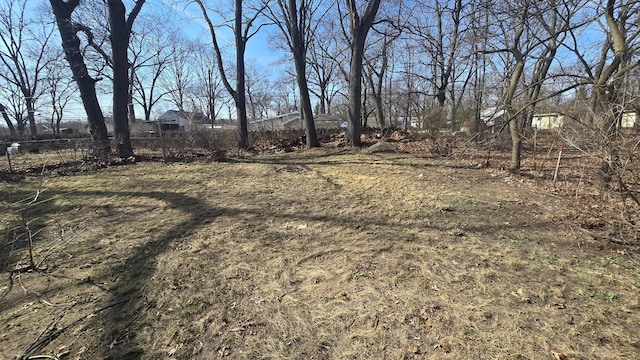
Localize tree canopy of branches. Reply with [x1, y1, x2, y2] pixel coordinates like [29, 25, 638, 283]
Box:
[0, 0, 54, 136]
[192, 0, 267, 149]
[263, 0, 326, 148]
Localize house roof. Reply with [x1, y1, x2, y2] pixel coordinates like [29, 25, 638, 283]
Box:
[480, 107, 506, 123]
[159, 110, 210, 123]
[250, 112, 299, 124]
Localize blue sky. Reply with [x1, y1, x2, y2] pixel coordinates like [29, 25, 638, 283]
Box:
[61, 0, 283, 120]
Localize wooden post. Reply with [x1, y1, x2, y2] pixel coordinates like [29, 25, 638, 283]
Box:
[6, 151, 12, 173]
[157, 120, 167, 163]
[553, 145, 563, 188]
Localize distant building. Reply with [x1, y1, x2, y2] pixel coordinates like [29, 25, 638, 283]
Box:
[532, 113, 564, 130]
[249, 112, 301, 131]
[249, 112, 344, 131]
[394, 116, 420, 128]
[312, 114, 344, 129]
[480, 107, 507, 127]
[621, 112, 637, 128]
[157, 110, 210, 130]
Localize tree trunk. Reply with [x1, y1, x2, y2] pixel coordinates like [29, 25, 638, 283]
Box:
[347, 37, 365, 146]
[128, 69, 136, 124]
[319, 87, 327, 114]
[108, 0, 135, 158]
[26, 98, 37, 136]
[345, 0, 381, 146]
[0, 103, 16, 136]
[295, 58, 320, 147]
[49, 0, 110, 157]
[235, 0, 249, 149]
[287, 0, 319, 148]
[509, 116, 522, 172]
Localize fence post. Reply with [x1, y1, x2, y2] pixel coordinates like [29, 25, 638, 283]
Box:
[553, 145, 564, 188]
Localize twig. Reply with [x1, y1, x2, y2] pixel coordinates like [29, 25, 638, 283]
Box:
[553, 145, 564, 188]
[1, 270, 15, 301]
[36, 223, 86, 269]
[19, 295, 143, 359]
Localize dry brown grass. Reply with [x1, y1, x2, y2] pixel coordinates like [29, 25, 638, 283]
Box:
[1, 147, 640, 359]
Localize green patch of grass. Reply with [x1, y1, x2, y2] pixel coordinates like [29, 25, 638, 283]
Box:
[575, 289, 595, 298]
[625, 318, 640, 326]
[605, 292, 618, 302]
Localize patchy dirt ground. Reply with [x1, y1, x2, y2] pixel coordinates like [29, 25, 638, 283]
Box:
[1, 143, 640, 359]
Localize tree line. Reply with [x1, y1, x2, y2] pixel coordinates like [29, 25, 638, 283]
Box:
[0, 0, 638, 170]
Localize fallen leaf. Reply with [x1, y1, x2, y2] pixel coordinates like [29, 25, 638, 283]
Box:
[423, 323, 432, 332]
[551, 349, 568, 360]
[74, 346, 87, 360]
[433, 342, 451, 353]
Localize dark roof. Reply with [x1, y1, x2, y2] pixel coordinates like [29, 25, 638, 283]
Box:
[161, 110, 210, 123]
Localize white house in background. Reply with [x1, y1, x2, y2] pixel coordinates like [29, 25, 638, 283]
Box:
[394, 116, 420, 128]
[480, 107, 507, 127]
[532, 113, 565, 130]
[621, 112, 638, 128]
[249, 112, 299, 131]
[313, 114, 344, 129]
[249, 112, 345, 131]
[157, 110, 210, 130]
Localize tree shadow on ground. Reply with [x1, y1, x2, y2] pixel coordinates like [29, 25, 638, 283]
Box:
[3, 188, 223, 359]
[4, 166, 562, 359]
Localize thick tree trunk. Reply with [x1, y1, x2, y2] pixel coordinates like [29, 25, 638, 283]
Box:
[319, 87, 327, 114]
[108, 0, 134, 158]
[287, 0, 319, 148]
[26, 99, 37, 136]
[49, 0, 110, 157]
[235, 0, 249, 149]
[347, 37, 365, 146]
[345, 0, 381, 146]
[235, 52, 248, 149]
[509, 117, 522, 172]
[0, 103, 16, 136]
[295, 58, 320, 147]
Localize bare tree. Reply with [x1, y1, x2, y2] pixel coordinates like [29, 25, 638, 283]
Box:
[364, 23, 401, 129]
[270, 72, 299, 115]
[0, 0, 54, 136]
[478, 0, 588, 171]
[45, 54, 75, 136]
[130, 20, 177, 121]
[589, 0, 639, 132]
[107, 0, 145, 158]
[161, 39, 196, 113]
[245, 62, 273, 121]
[192, 0, 267, 149]
[307, 19, 344, 115]
[342, 0, 381, 146]
[564, 0, 640, 185]
[0, 102, 17, 135]
[49, 0, 110, 156]
[263, 0, 326, 147]
[189, 47, 228, 123]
